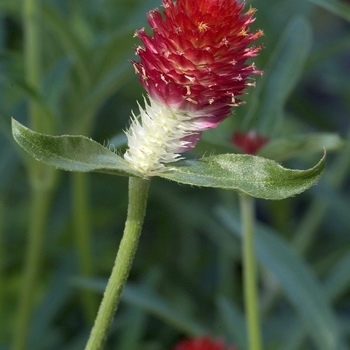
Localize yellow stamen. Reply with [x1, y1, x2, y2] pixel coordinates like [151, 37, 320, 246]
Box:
[238, 29, 247, 36]
[246, 6, 256, 15]
[198, 22, 209, 32]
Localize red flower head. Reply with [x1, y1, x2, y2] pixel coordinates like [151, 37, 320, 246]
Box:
[174, 336, 236, 350]
[125, 0, 263, 175]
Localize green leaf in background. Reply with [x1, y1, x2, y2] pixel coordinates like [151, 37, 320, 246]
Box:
[160, 152, 325, 200]
[323, 251, 350, 302]
[307, 0, 350, 22]
[42, 2, 91, 87]
[245, 17, 312, 134]
[196, 131, 341, 162]
[259, 133, 344, 161]
[216, 297, 247, 350]
[217, 208, 347, 350]
[122, 284, 208, 337]
[11, 119, 141, 177]
[72, 277, 208, 337]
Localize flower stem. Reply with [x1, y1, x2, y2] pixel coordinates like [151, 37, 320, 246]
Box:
[84, 176, 150, 350]
[239, 193, 262, 350]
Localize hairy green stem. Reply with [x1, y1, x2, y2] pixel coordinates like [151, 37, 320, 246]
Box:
[84, 177, 150, 350]
[240, 193, 262, 350]
[72, 172, 98, 323]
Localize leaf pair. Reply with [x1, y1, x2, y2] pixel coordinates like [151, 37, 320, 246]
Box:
[12, 119, 325, 200]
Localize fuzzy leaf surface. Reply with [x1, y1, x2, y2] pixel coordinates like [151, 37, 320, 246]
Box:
[160, 153, 326, 200]
[12, 119, 142, 177]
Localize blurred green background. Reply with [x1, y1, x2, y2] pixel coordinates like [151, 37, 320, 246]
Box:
[1, 0, 350, 349]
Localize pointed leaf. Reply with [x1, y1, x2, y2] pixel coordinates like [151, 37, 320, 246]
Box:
[159, 153, 325, 200]
[12, 119, 142, 177]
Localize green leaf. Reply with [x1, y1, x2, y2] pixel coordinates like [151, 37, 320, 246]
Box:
[323, 251, 350, 302]
[28, 256, 74, 349]
[42, 3, 91, 87]
[92, 27, 135, 84]
[217, 208, 347, 350]
[216, 297, 247, 350]
[11, 120, 326, 197]
[72, 277, 208, 336]
[259, 133, 344, 161]
[122, 283, 208, 336]
[0, 141, 20, 195]
[244, 17, 312, 134]
[0, 14, 4, 50]
[261, 16, 312, 133]
[196, 132, 342, 162]
[79, 60, 133, 121]
[307, 0, 350, 22]
[11, 119, 141, 177]
[159, 153, 326, 200]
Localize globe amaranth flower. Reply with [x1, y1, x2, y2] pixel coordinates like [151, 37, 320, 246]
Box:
[174, 336, 236, 350]
[124, 0, 263, 176]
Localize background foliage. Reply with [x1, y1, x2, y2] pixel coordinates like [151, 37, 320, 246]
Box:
[1, 0, 350, 349]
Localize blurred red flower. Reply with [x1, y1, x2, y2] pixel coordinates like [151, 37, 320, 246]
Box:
[174, 336, 236, 350]
[232, 130, 269, 154]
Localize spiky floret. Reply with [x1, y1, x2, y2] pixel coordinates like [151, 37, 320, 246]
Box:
[124, 97, 202, 176]
[125, 0, 263, 175]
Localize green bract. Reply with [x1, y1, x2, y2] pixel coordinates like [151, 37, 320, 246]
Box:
[12, 119, 325, 200]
